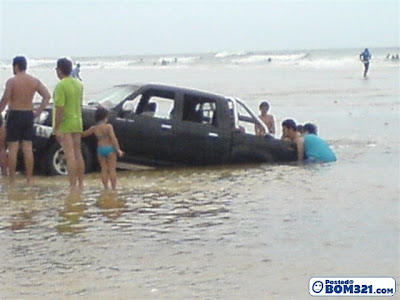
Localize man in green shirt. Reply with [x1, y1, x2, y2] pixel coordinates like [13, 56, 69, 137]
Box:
[53, 58, 84, 189]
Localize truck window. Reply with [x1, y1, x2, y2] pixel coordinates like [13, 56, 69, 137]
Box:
[146, 96, 174, 119]
[121, 94, 141, 117]
[236, 102, 255, 135]
[122, 91, 175, 120]
[182, 95, 217, 127]
[227, 99, 258, 135]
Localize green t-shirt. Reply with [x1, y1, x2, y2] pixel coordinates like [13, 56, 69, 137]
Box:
[53, 77, 83, 133]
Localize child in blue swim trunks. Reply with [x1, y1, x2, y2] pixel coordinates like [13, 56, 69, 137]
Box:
[82, 107, 123, 189]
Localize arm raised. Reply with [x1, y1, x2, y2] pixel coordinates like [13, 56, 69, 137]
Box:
[82, 126, 95, 137]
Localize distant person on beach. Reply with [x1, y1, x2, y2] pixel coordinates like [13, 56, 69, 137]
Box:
[71, 63, 82, 81]
[82, 106, 124, 190]
[359, 48, 371, 78]
[297, 123, 336, 163]
[0, 114, 7, 176]
[53, 58, 85, 189]
[0, 56, 51, 185]
[281, 119, 300, 142]
[255, 101, 275, 136]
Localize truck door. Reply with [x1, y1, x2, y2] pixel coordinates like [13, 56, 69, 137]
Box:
[173, 94, 231, 164]
[112, 90, 176, 165]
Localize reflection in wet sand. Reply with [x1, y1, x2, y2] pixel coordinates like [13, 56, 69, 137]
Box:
[95, 190, 125, 220]
[56, 190, 87, 234]
[10, 208, 35, 231]
[7, 188, 38, 231]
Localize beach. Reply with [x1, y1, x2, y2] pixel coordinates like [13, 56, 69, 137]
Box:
[0, 48, 399, 299]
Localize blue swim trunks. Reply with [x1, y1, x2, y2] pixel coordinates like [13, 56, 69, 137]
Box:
[97, 146, 115, 158]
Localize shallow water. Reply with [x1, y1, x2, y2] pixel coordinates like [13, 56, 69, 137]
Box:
[0, 157, 398, 299]
[0, 54, 399, 299]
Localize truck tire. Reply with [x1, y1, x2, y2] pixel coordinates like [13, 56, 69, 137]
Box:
[43, 142, 93, 176]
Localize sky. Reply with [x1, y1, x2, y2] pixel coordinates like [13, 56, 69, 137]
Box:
[0, 0, 399, 59]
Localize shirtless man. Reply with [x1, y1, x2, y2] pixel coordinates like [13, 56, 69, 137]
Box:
[0, 56, 51, 185]
[281, 119, 300, 142]
[255, 101, 275, 136]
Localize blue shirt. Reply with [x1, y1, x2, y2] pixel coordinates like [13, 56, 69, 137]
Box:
[361, 50, 371, 62]
[303, 134, 337, 163]
[71, 66, 80, 78]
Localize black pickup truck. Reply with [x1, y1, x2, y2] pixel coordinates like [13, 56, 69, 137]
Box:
[33, 83, 297, 175]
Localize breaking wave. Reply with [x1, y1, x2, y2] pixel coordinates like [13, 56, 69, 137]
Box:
[1, 48, 398, 70]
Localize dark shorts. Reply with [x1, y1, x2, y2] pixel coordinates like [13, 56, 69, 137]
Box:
[6, 110, 34, 142]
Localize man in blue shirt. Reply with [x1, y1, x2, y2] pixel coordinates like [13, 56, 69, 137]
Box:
[359, 48, 372, 78]
[297, 123, 337, 163]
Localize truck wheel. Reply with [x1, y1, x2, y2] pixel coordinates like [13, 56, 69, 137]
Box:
[43, 142, 93, 176]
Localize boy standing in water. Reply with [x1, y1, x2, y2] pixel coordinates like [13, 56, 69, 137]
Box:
[82, 107, 123, 190]
[255, 101, 275, 136]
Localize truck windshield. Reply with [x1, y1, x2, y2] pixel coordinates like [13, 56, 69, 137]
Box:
[88, 86, 138, 109]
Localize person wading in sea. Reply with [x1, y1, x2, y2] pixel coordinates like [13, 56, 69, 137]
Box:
[359, 48, 372, 78]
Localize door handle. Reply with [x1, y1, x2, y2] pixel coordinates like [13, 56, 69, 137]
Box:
[161, 124, 172, 130]
[208, 132, 218, 138]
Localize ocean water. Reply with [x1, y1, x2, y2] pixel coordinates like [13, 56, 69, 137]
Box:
[0, 48, 399, 299]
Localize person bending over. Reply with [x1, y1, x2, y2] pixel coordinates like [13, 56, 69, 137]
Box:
[297, 123, 336, 163]
[281, 119, 300, 142]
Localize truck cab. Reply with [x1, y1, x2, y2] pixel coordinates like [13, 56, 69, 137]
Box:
[33, 83, 297, 175]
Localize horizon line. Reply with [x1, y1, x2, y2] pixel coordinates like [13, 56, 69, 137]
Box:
[1, 45, 399, 61]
